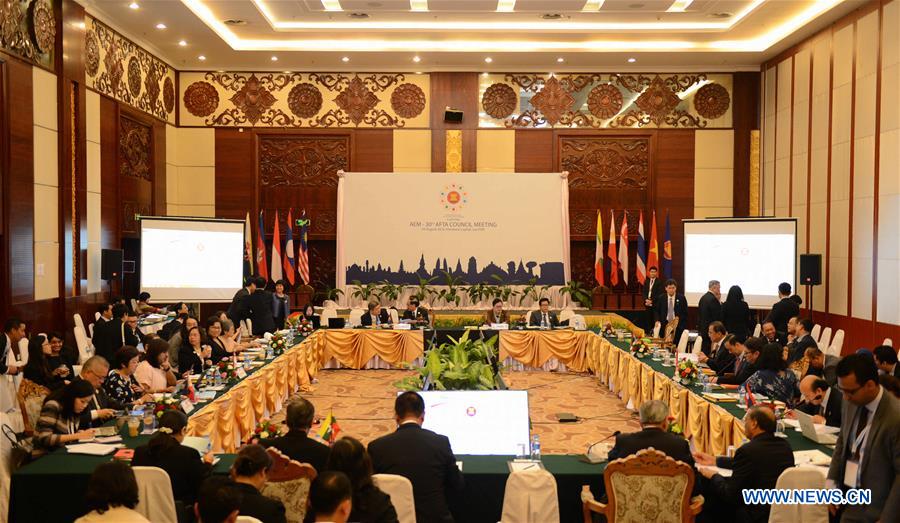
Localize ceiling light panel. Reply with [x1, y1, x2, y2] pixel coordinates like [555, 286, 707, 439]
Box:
[582, 0, 605, 10]
[410, 0, 428, 11]
[320, 0, 343, 11]
[666, 0, 695, 12]
[514, 0, 591, 11]
[496, 0, 516, 12]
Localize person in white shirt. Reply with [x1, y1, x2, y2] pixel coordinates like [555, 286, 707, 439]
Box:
[1, 318, 26, 375]
[75, 461, 150, 523]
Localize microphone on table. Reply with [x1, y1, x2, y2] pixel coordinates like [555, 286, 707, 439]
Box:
[581, 430, 620, 464]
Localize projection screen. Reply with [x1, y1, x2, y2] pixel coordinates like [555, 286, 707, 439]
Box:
[683, 218, 797, 309]
[140, 217, 244, 302]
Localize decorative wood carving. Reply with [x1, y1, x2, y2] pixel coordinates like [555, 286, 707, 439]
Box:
[334, 76, 380, 125]
[85, 30, 99, 77]
[312, 209, 336, 234]
[184, 81, 219, 117]
[560, 137, 650, 190]
[694, 82, 730, 120]
[390, 83, 426, 119]
[570, 210, 595, 235]
[122, 201, 150, 234]
[119, 116, 152, 181]
[29, 0, 54, 54]
[587, 84, 623, 120]
[308, 240, 336, 289]
[230, 74, 277, 125]
[528, 76, 574, 125]
[0, 0, 53, 67]
[570, 241, 597, 289]
[258, 135, 349, 188]
[633, 76, 679, 126]
[103, 38, 125, 94]
[482, 83, 517, 119]
[163, 77, 175, 114]
[288, 83, 322, 118]
[127, 56, 142, 97]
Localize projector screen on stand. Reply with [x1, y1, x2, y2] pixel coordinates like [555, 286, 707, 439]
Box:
[140, 217, 245, 302]
[683, 218, 797, 309]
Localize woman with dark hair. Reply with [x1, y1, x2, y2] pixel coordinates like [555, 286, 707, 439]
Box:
[134, 338, 177, 393]
[230, 444, 287, 523]
[104, 346, 148, 406]
[132, 410, 213, 512]
[326, 436, 399, 523]
[34, 379, 96, 449]
[743, 342, 800, 405]
[179, 325, 212, 375]
[75, 461, 149, 522]
[23, 334, 67, 390]
[47, 330, 78, 370]
[272, 279, 291, 330]
[136, 292, 160, 314]
[207, 316, 244, 362]
[721, 285, 754, 340]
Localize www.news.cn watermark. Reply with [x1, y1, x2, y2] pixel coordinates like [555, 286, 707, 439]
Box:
[743, 489, 872, 505]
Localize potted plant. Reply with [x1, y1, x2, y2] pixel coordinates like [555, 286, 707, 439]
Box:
[313, 285, 344, 305]
[378, 281, 405, 307]
[560, 280, 592, 308]
[518, 277, 551, 307]
[489, 275, 519, 306]
[411, 276, 438, 306]
[465, 283, 491, 309]
[395, 331, 500, 391]
[350, 280, 381, 305]
[436, 270, 466, 308]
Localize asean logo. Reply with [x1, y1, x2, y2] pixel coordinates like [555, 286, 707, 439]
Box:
[440, 184, 468, 212]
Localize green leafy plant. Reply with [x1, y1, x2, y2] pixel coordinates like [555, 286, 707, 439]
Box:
[350, 281, 381, 303]
[313, 285, 344, 305]
[395, 331, 500, 391]
[518, 278, 552, 306]
[432, 316, 483, 328]
[489, 275, 520, 305]
[436, 270, 466, 308]
[465, 283, 492, 306]
[560, 280, 592, 308]
[378, 281, 405, 305]
[411, 276, 438, 305]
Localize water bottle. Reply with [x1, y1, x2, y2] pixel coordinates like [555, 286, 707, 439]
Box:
[540, 316, 547, 330]
[266, 344, 274, 359]
[701, 373, 711, 393]
[214, 368, 222, 387]
[738, 387, 747, 408]
[530, 434, 541, 461]
[243, 352, 251, 372]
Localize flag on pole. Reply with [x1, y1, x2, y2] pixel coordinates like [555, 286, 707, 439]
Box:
[317, 410, 341, 445]
[618, 210, 629, 285]
[636, 211, 647, 285]
[608, 210, 619, 287]
[662, 210, 673, 279]
[283, 209, 296, 286]
[648, 210, 659, 273]
[256, 210, 269, 281]
[244, 212, 253, 276]
[594, 210, 604, 286]
[297, 209, 311, 285]
[271, 210, 283, 283]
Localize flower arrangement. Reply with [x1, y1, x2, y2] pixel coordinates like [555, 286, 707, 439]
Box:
[630, 338, 652, 358]
[676, 359, 700, 385]
[603, 323, 615, 336]
[297, 318, 314, 338]
[251, 419, 282, 441]
[269, 332, 287, 356]
[153, 396, 182, 418]
[217, 360, 240, 383]
[286, 312, 303, 327]
[667, 417, 684, 435]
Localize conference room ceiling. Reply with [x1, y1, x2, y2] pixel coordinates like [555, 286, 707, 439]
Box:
[82, 0, 866, 71]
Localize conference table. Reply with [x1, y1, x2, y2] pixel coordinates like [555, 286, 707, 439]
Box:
[9, 326, 834, 523]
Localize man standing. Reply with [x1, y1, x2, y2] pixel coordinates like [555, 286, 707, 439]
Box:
[697, 280, 723, 355]
[244, 277, 275, 335]
[765, 282, 799, 334]
[698, 326, 736, 376]
[873, 345, 899, 378]
[655, 280, 687, 344]
[827, 354, 900, 522]
[642, 266, 664, 332]
[1, 318, 26, 375]
[528, 298, 559, 328]
[786, 317, 817, 364]
[227, 278, 256, 324]
[368, 392, 464, 523]
[796, 375, 842, 427]
[92, 304, 130, 364]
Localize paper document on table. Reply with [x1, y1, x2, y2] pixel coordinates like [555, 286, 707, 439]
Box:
[456, 461, 463, 472]
[793, 450, 832, 466]
[783, 418, 840, 434]
[702, 392, 739, 402]
[508, 461, 545, 473]
[67, 443, 121, 456]
[195, 390, 217, 401]
[94, 436, 123, 444]
[183, 436, 211, 456]
[698, 465, 732, 477]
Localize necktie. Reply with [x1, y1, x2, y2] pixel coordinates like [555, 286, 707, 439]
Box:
[734, 357, 741, 374]
[542, 312, 548, 325]
[667, 297, 674, 321]
[647, 279, 654, 299]
[852, 407, 870, 458]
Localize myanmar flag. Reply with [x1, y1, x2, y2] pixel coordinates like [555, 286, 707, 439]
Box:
[317, 411, 342, 444]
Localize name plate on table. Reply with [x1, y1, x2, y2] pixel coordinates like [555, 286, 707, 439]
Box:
[678, 353, 699, 362]
[392, 323, 411, 330]
[181, 399, 195, 414]
[235, 367, 247, 379]
[490, 323, 509, 330]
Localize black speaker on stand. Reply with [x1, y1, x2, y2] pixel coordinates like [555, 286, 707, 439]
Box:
[799, 254, 822, 322]
[101, 248, 124, 294]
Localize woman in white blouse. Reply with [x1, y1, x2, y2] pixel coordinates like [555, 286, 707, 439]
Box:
[134, 338, 177, 393]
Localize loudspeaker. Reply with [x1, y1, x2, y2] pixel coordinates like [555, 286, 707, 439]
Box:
[443, 108, 463, 123]
[799, 254, 822, 286]
[101, 249, 124, 280]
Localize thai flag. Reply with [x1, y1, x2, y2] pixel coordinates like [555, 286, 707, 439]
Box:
[636, 211, 647, 285]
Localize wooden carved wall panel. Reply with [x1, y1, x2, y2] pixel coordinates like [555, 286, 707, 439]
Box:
[560, 137, 650, 190]
[258, 135, 349, 188]
[119, 116, 152, 181]
[0, 0, 55, 67]
[570, 241, 597, 290]
[308, 240, 336, 290]
[122, 201, 150, 234]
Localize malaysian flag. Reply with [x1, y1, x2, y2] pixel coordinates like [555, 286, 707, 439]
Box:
[297, 209, 310, 285]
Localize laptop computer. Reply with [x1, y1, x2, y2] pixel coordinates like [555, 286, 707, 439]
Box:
[796, 410, 838, 445]
[327, 317, 346, 329]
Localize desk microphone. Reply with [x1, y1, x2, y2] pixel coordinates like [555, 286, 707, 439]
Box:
[582, 430, 620, 464]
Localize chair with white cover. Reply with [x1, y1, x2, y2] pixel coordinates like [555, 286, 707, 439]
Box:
[260, 447, 317, 523]
[319, 308, 337, 327]
[652, 322, 661, 338]
[132, 466, 178, 523]
[131, 298, 139, 312]
[676, 331, 690, 353]
[817, 327, 832, 351]
[768, 466, 828, 523]
[1, 412, 17, 521]
[74, 325, 94, 364]
[884, 338, 894, 347]
[388, 308, 400, 324]
[94, 311, 101, 321]
[810, 324, 822, 344]
[73, 313, 85, 331]
[827, 329, 844, 357]
[245, 318, 254, 336]
[88, 322, 95, 338]
[322, 299, 339, 310]
[559, 308, 575, 324]
[501, 468, 559, 523]
[373, 474, 416, 523]
[348, 308, 365, 327]
[753, 323, 762, 337]
[569, 314, 587, 331]
[582, 448, 703, 523]
[688, 336, 703, 355]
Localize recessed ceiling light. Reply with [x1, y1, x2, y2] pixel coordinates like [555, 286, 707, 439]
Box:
[341, 56, 350, 62]
[556, 57, 564, 63]
[582, 0, 605, 10]
[627, 57, 636, 63]
[155, 23, 167, 29]
[496, 0, 516, 12]
[410, 0, 428, 11]
[271, 55, 278, 61]
[412, 55, 421, 63]
[415, 71, 422, 74]
[666, 0, 694, 12]
[484, 57, 493, 63]
[178, 40, 187, 46]
[129, 2, 139, 10]
[321, 0, 343, 11]
[198, 55, 206, 61]
[75, 21, 86, 30]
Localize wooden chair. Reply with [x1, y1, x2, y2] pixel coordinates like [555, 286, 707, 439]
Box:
[260, 447, 317, 523]
[581, 448, 704, 523]
[17, 379, 50, 435]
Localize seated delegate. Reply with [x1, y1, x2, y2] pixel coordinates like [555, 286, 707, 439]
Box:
[483, 298, 509, 325]
[326, 436, 399, 523]
[527, 298, 559, 328]
[34, 379, 97, 450]
[229, 444, 287, 523]
[361, 302, 391, 327]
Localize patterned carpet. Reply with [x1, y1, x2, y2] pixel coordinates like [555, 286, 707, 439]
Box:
[270, 369, 641, 454]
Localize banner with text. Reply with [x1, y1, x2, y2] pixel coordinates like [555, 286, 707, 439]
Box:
[337, 172, 570, 287]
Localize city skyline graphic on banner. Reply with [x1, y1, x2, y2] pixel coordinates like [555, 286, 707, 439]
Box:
[346, 254, 565, 285]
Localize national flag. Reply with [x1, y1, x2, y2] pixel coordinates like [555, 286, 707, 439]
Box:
[256, 211, 269, 281]
[317, 411, 342, 444]
[618, 210, 629, 285]
[607, 210, 619, 287]
[283, 209, 296, 286]
[662, 210, 673, 279]
[594, 210, 604, 286]
[648, 210, 660, 273]
[186, 376, 195, 402]
[636, 211, 647, 285]
[271, 210, 283, 283]
[244, 212, 253, 276]
[297, 209, 311, 285]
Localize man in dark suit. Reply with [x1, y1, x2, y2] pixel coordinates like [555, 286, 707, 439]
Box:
[697, 280, 723, 355]
[698, 323, 734, 376]
[124, 311, 145, 347]
[528, 297, 559, 328]
[764, 282, 800, 335]
[96, 302, 113, 323]
[642, 266, 664, 332]
[368, 391, 464, 523]
[796, 375, 842, 427]
[92, 303, 130, 363]
[401, 297, 430, 324]
[712, 336, 763, 387]
[761, 321, 787, 347]
[158, 302, 190, 341]
[260, 398, 330, 472]
[361, 301, 391, 327]
[244, 277, 275, 335]
[874, 345, 899, 378]
[786, 317, 817, 364]
[1, 318, 26, 375]
[655, 279, 688, 344]
[804, 347, 840, 385]
[231, 446, 288, 523]
[827, 354, 900, 522]
[227, 279, 256, 323]
[695, 406, 795, 523]
[308, 471, 353, 523]
[51, 356, 121, 429]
